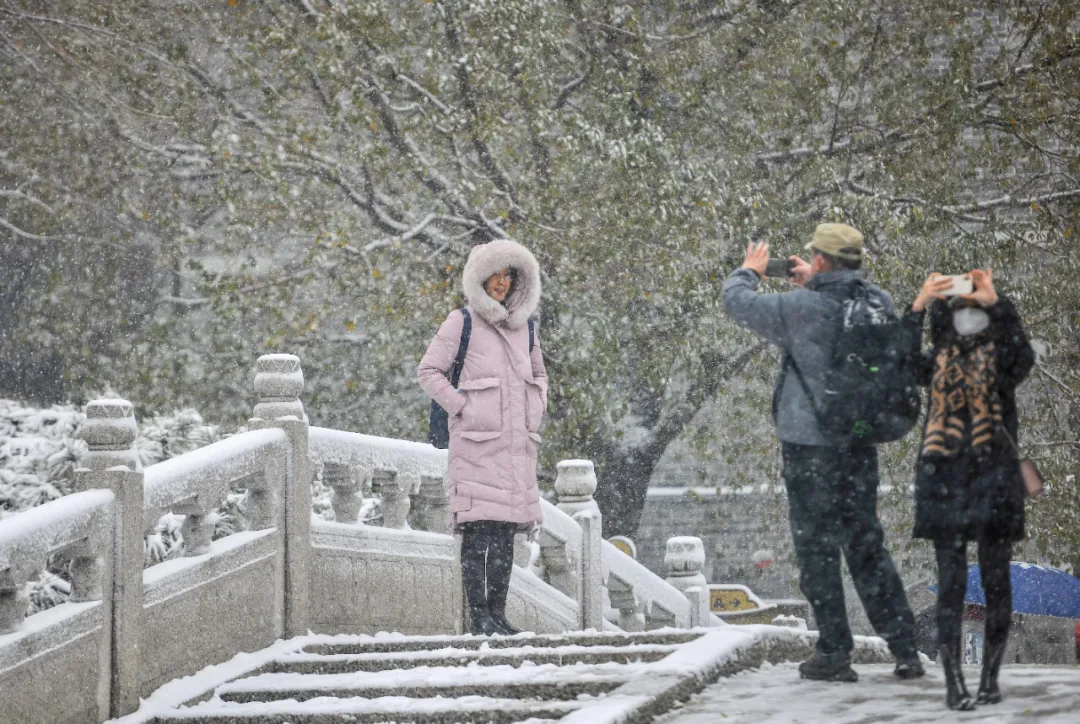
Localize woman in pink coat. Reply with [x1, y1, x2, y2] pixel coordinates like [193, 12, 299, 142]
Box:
[418, 239, 547, 635]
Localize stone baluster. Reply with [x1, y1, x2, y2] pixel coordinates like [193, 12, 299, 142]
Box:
[68, 552, 106, 603]
[0, 569, 23, 634]
[665, 536, 709, 628]
[74, 397, 145, 717]
[250, 353, 312, 638]
[179, 510, 214, 556]
[413, 475, 452, 534]
[607, 578, 647, 632]
[325, 463, 362, 524]
[537, 528, 576, 600]
[554, 460, 600, 523]
[372, 469, 411, 530]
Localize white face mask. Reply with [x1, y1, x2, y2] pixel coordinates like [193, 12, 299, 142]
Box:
[953, 307, 991, 337]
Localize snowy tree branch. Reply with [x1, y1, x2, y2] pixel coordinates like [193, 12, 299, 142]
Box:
[0, 215, 63, 241]
[975, 40, 1080, 92]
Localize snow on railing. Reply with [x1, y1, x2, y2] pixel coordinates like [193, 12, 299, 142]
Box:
[0, 489, 114, 633]
[143, 429, 289, 549]
[309, 427, 450, 532]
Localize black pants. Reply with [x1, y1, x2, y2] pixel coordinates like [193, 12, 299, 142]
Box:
[460, 520, 516, 616]
[934, 533, 1012, 655]
[782, 442, 918, 660]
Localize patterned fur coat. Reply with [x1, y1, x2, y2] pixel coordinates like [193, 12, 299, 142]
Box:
[910, 295, 1034, 542]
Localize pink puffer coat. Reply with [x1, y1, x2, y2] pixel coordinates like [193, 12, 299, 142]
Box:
[418, 239, 547, 530]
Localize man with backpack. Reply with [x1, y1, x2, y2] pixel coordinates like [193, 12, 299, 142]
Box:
[722, 224, 923, 683]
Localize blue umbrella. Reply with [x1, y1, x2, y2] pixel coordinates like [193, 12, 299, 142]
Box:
[930, 562, 1080, 618]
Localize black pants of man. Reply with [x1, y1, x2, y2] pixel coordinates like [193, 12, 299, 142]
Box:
[460, 520, 516, 619]
[781, 442, 918, 661]
[934, 533, 1012, 656]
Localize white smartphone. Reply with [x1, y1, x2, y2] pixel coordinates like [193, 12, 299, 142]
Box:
[941, 274, 974, 297]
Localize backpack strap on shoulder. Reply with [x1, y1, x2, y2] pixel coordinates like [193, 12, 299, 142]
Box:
[528, 319, 535, 353]
[449, 308, 472, 388]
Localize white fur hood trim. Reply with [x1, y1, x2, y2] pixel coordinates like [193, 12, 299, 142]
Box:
[462, 239, 541, 329]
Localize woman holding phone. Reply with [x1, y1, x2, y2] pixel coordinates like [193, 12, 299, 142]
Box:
[909, 269, 1035, 710]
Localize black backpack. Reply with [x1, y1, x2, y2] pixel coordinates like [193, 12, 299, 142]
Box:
[783, 283, 921, 446]
[427, 309, 535, 449]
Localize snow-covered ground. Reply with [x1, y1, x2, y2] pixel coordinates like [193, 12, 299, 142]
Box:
[661, 662, 1080, 724]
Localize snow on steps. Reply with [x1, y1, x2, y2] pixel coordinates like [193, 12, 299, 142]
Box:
[122, 627, 893, 724]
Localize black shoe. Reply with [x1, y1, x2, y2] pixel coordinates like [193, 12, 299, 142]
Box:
[798, 654, 859, 682]
[490, 611, 523, 635]
[894, 656, 926, 679]
[939, 644, 975, 711]
[469, 611, 505, 636]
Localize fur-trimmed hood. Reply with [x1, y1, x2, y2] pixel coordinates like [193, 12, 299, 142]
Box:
[462, 239, 541, 329]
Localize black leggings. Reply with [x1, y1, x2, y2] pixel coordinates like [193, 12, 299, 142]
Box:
[460, 520, 516, 612]
[934, 533, 1012, 654]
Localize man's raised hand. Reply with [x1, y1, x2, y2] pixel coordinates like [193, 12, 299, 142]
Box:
[741, 242, 770, 278]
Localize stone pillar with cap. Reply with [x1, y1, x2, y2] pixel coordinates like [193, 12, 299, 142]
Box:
[665, 535, 710, 627]
[250, 353, 312, 638]
[554, 460, 605, 629]
[554, 460, 601, 524]
[74, 398, 145, 717]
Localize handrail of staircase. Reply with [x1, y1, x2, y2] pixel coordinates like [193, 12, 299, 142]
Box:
[544, 460, 717, 630]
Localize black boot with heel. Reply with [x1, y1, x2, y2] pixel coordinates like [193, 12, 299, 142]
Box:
[940, 643, 975, 711]
[976, 637, 1008, 705]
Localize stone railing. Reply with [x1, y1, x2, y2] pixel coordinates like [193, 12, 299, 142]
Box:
[0, 489, 115, 723]
[0, 352, 729, 724]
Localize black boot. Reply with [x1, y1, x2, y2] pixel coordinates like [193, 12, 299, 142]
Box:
[939, 644, 975, 711]
[798, 652, 858, 682]
[976, 637, 1007, 705]
[486, 524, 523, 635]
[461, 525, 503, 637]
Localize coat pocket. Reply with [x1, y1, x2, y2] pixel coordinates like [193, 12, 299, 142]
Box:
[458, 377, 503, 433]
[524, 378, 545, 433]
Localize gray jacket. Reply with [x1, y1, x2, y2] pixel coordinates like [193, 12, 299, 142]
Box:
[722, 267, 896, 446]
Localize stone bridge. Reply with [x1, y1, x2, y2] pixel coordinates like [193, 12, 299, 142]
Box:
[1, 354, 894, 723]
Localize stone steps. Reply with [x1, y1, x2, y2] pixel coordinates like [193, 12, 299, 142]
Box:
[146, 630, 709, 724]
[140, 627, 894, 724]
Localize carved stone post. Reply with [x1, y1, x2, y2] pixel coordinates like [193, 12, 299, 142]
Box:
[414, 475, 452, 534]
[325, 463, 362, 524]
[575, 510, 604, 631]
[556, 460, 603, 630]
[665, 536, 709, 628]
[79, 398, 140, 472]
[74, 398, 144, 717]
[250, 354, 311, 638]
[555, 460, 600, 524]
[372, 469, 411, 530]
